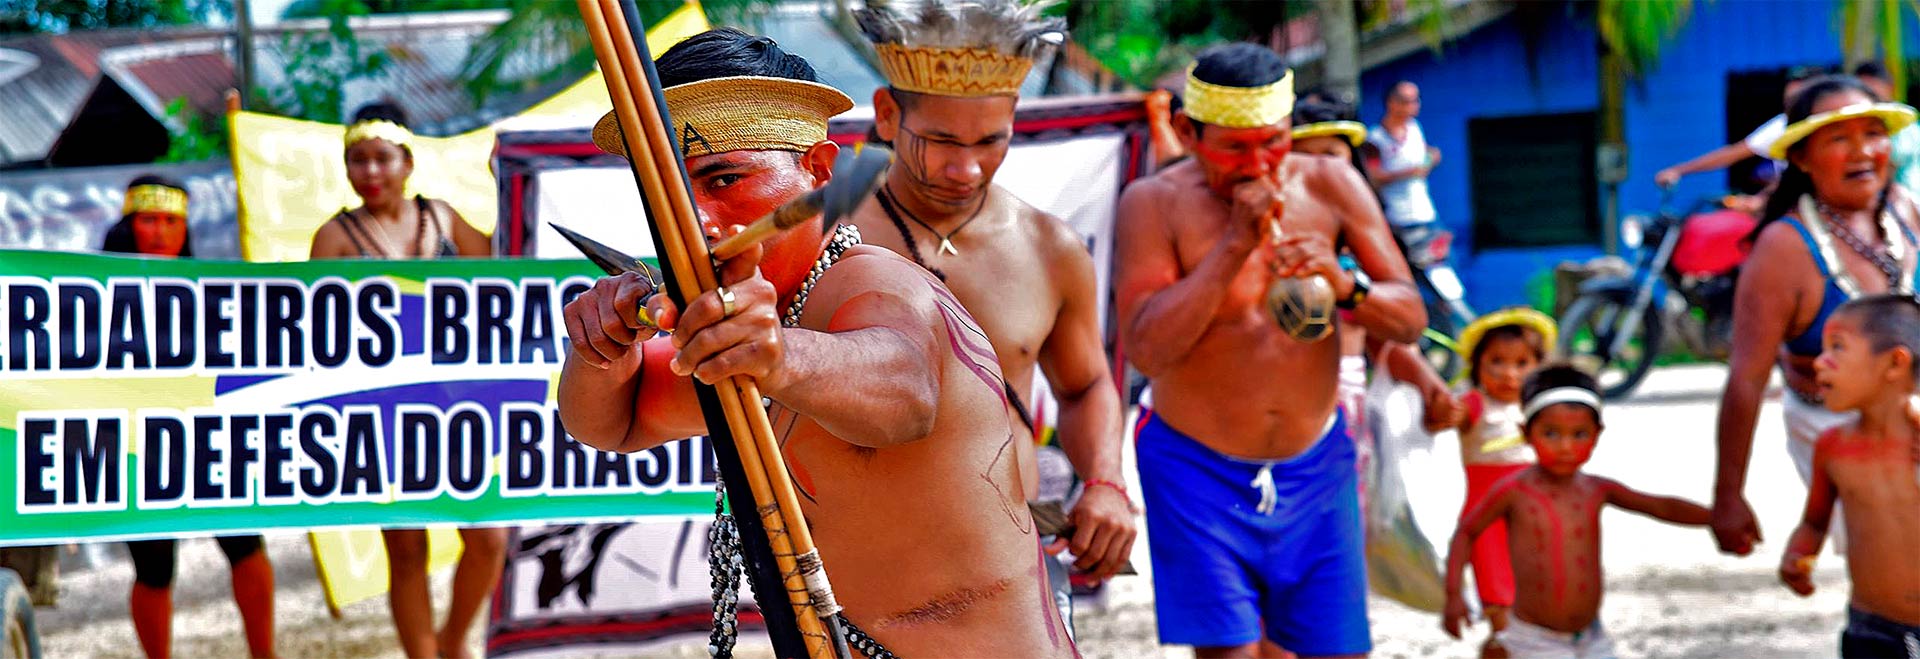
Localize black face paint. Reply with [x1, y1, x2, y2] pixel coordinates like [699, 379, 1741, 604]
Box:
[893, 123, 939, 189]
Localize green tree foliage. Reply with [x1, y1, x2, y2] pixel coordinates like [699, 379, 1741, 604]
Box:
[157, 96, 228, 162]
[455, 0, 777, 106]
[1064, 0, 1450, 91]
[1064, 0, 1300, 90]
[0, 0, 226, 34]
[251, 0, 391, 123]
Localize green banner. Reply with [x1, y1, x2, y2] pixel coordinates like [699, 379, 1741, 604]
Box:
[0, 250, 709, 546]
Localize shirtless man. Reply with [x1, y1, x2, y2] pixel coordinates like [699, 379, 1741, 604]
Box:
[1114, 43, 1426, 658]
[556, 29, 1073, 656]
[847, 0, 1136, 614]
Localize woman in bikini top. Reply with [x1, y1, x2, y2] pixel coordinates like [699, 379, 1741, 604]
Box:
[1711, 75, 1920, 555]
[309, 104, 490, 260]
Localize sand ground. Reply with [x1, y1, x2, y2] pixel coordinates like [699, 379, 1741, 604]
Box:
[33, 365, 1859, 658]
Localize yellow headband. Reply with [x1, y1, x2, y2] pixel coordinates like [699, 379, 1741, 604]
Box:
[592, 76, 855, 158]
[1292, 120, 1368, 146]
[1184, 66, 1295, 129]
[123, 184, 187, 217]
[874, 44, 1034, 98]
[344, 119, 413, 150]
[1456, 307, 1559, 359]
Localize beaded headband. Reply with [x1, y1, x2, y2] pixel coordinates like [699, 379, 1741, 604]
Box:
[123, 184, 187, 217]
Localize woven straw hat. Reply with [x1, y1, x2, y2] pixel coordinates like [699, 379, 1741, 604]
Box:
[593, 76, 854, 158]
[1292, 120, 1367, 146]
[1766, 101, 1917, 160]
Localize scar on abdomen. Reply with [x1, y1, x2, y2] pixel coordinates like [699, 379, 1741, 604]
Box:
[874, 577, 1015, 628]
[982, 433, 1032, 534]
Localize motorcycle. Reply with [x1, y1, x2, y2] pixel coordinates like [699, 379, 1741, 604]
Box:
[1393, 223, 1476, 381]
[1557, 191, 1753, 400]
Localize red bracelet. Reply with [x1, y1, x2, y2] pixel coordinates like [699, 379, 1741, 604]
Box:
[1084, 479, 1137, 511]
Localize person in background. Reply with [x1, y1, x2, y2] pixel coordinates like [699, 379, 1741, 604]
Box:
[1365, 80, 1441, 230]
[1434, 308, 1558, 658]
[1708, 76, 1920, 559]
[104, 174, 277, 659]
[1443, 365, 1711, 659]
[309, 103, 491, 259]
[1777, 293, 1920, 658]
[1654, 65, 1827, 189]
[309, 103, 501, 659]
[1293, 97, 1457, 514]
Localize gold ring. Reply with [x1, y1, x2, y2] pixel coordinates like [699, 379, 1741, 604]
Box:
[717, 286, 737, 317]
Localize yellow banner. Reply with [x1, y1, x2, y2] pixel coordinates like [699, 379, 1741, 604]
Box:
[229, 112, 498, 263]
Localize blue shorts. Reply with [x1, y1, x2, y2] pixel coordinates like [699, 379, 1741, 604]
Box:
[1137, 409, 1370, 655]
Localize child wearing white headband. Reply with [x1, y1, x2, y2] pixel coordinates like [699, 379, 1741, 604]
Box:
[1444, 364, 1712, 659]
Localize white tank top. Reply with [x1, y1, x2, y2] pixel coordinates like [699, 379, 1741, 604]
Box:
[1367, 120, 1438, 226]
[1459, 388, 1534, 466]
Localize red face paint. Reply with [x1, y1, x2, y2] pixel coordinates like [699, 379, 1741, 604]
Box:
[1525, 404, 1601, 477]
[130, 211, 187, 257]
[1190, 123, 1292, 197]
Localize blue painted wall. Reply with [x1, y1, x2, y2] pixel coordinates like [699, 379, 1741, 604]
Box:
[1357, 0, 1892, 313]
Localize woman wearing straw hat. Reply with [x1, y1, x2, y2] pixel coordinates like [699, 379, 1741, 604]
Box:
[1710, 75, 1920, 558]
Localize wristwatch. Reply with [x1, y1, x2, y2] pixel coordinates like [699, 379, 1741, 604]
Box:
[1337, 267, 1371, 310]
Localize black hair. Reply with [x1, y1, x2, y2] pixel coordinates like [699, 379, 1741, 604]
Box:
[1758, 75, 1885, 232]
[102, 174, 193, 257]
[1833, 293, 1920, 380]
[656, 27, 819, 87]
[350, 102, 411, 128]
[1852, 60, 1889, 80]
[1292, 98, 1354, 125]
[1520, 363, 1602, 423]
[347, 101, 414, 159]
[1186, 42, 1289, 135]
[1468, 322, 1549, 389]
[1788, 64, 1832, 83]
[1292, 97, 1383, 210]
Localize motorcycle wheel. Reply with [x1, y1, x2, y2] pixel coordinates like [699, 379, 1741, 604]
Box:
[1419, 290, 1463, 382]
[1557, 292, 1664, 400]
[1, 569, 37, 659]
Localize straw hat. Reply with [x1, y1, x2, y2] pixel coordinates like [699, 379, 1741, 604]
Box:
[1292, 120, 1367, 146]
[1766, 101, 1918, 160]
[593, 76, 854, 158]
[1456, 307, 1559, 359]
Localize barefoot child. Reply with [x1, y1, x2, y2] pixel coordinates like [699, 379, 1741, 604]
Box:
[1433, 308, 1556, 657]
[1778, 293, 1920, 658]
[1442, 365, 1710, 659]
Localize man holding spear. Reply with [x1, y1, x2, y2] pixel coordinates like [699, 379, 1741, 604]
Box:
[557, 28, 1076, 657]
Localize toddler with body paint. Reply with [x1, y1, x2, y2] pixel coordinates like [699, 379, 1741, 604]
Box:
[1778, 293, 1920, 658]
[1427, 308, 1555, 657]
[1442, 365, 1710, 659]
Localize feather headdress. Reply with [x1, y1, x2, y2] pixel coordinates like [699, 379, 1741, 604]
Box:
[856, 0, 1066, 97]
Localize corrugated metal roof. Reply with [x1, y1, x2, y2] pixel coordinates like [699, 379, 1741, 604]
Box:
[0, 27, 219, 164]
[0, 11, 573, 166]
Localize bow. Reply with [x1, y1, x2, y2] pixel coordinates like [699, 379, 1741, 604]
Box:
[573, 2, 850, 656]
